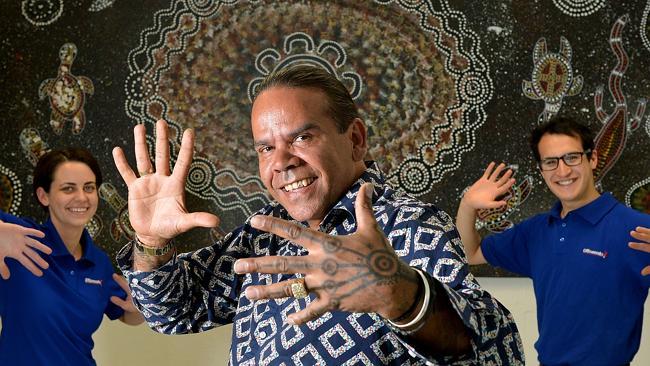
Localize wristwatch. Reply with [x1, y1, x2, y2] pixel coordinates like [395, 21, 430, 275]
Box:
[133, 235, 175, 256]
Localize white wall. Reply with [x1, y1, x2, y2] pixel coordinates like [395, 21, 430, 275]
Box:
[91, 277, 650, 365]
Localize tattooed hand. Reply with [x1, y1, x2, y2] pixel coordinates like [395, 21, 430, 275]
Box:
[233, 183, 420, 325]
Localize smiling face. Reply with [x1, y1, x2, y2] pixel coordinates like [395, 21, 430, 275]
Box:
[36, 161, 98, 233]
[537, 133, 599, 214]
[252, 86, 367, 228]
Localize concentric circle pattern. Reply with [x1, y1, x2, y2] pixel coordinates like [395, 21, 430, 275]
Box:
[552, 0, 606, 17]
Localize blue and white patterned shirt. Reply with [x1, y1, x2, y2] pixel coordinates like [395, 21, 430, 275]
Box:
[117, 162, 524, 365]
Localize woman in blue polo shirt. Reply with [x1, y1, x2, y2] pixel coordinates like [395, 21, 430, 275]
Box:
[0, 147, 144, 366]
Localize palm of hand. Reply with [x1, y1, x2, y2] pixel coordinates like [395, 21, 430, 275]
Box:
[112, 121, 219, 246]
[464, 178, 503, 208]
[127, 175, 187, 241]
[463, 162, 514, 210]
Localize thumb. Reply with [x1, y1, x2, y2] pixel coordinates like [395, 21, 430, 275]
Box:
[178, 212, 220, 233]
[354, 183, 376, 231]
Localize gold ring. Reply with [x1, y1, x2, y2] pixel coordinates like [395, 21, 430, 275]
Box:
[139, 169, 154, 176]
[290, 278, 309, 299]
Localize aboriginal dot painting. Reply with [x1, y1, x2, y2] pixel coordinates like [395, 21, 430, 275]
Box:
[1, 1, 648, 276]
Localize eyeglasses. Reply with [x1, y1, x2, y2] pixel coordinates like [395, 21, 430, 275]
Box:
[538, 150, 591, 171]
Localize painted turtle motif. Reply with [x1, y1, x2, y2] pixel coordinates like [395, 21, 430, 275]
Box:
[19, 128, 51, 166]
[522, 37, 583, 123]
[99, 182, 134, 242]
[38, 43, 94, 134]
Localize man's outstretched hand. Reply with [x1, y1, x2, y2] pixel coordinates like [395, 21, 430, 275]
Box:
[234, 183, 420, 325]
[112, 120, 219, 247]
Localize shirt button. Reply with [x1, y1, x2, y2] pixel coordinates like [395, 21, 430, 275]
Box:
[559, 237, 565, 242]
[258, 331, 267, 340]
[70, 270, 75, 275]
[561, 223, 566, 227]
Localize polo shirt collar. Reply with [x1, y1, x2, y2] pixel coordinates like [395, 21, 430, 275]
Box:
[549, 192, 617, 225]
[42, 218, 99, 266]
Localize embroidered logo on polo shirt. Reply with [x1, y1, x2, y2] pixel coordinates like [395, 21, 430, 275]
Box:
[582, 248, 608, 259]
[84, 278, 103, 286]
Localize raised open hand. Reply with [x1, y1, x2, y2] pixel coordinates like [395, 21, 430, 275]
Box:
[462, 162, 515, 210]
[233, 183, 419, 325]
[0, 221, 50, 280]
[629, 226, 650, 276]
[112, 120, 218, 246]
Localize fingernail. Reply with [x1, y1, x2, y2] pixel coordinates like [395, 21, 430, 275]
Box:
[234, 260, 248, 273]
[245, 287, 259, 300]
[286, 317, 295, 325]
[250, 215, 262, 227]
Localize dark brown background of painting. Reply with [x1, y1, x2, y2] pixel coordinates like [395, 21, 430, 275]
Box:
[1, 0, 648, 277]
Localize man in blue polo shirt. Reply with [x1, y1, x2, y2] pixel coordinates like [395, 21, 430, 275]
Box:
[455, 116, 650, 365]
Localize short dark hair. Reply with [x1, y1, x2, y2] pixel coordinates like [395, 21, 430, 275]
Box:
[529, 116, 595, 162]
[33, 147, 102, 209]
[253, 64, 360, 133]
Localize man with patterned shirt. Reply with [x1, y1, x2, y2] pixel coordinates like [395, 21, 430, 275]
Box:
[112, 65, 524, 365]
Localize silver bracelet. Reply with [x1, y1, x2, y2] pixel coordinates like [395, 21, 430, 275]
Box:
[386, 267, 431, 331]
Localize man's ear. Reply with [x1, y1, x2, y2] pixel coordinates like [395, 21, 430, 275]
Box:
[349, 118, 368, 162]
[589, 149, 598, 170]
[36, 187, 49, 207]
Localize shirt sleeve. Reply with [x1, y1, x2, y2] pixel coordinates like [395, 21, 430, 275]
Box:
[481, 218, 534, 277]
[385, 205, 525, 365]
[116, 225, 251, 334]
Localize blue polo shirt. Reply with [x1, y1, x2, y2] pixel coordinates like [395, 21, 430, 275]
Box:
[482, 193, 650, 366]
[0, 211, 126, 366]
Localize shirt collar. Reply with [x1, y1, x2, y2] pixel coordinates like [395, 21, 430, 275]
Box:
[272, 161, 386, 230]
[43, 218, 98, 265]
[549, 192, 617, 225]
[321, 161, 386, 230]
